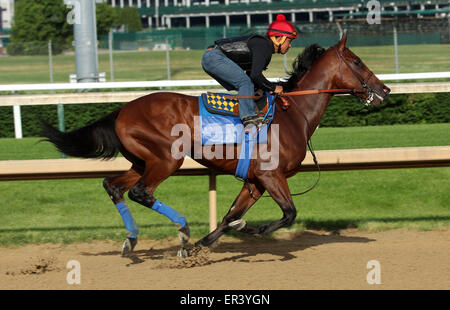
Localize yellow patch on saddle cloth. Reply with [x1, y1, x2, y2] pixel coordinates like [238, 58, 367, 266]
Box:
[205, 92, 239, 115]
[202, 91, 269, 116]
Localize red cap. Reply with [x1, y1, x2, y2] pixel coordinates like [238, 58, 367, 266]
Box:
[267, 14, 298, 39]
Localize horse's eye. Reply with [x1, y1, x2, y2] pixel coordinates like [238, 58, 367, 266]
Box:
[354, 58, 362, 66]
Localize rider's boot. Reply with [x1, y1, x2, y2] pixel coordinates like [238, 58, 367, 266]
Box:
[242, 115, 270, 130]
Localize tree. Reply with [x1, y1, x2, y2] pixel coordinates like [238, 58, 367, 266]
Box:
[8, 1, 143, 55]
[9, 0, 72, 55]
[117, 7, 142, 32]
[11, 0, 72, 42]
[96, 2, 119, 36]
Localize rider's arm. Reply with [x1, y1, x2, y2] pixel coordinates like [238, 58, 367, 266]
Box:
[247, 37, 277, 92]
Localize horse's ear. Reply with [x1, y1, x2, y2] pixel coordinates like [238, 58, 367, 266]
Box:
[338, 32, 347, 51]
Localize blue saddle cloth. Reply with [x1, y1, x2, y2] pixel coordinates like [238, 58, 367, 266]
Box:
[198, 91, 276, 180]
[198, 91, 275, 145]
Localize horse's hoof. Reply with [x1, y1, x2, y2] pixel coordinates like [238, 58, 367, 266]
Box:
[229, 219, 247, 231]
[177, 248, 188, 258]
[187, 244, 206, 257]
[178, 225, 190, 245]
[121, 237, 137, 256]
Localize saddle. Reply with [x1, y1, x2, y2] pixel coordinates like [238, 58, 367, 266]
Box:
[201, 90, 270, 117]
[198, 91, 276, 181]
[198, 90, 276, 145]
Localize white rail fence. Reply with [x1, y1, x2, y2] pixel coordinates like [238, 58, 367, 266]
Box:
[1, 72, 450, 139]
[1, 72, 450, 92]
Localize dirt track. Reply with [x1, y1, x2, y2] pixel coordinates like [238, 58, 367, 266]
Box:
[1, 229, 449, 290]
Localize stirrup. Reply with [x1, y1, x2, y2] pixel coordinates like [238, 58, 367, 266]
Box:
[242, 116, 269, 129]
[242, 116, 259, 127]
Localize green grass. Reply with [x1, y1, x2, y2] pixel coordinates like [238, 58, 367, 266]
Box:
[343, 44, 450, 75]
[0, 168, 448, 246]
[0, 123, 449, 246]
[311, 123, 450, 150]
[0, 137, 61, 160]
[0, 44, 449, 84]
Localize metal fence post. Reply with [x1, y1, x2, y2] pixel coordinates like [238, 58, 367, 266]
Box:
[284, 53, 288, 76]
[48, 40, 54, 84]
[393, 26, 399, 74]
[57, 101, 66, 158]
[165, 38, 171, 81]
[109, 29, 114, 82]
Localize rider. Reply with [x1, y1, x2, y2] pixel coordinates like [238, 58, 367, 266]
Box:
[201, 14, 298, 128]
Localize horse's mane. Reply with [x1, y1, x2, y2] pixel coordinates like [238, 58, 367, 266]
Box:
[281, 44, 327, 91]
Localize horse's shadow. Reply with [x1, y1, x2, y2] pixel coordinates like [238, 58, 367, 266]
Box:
[80, 231, 375, 267]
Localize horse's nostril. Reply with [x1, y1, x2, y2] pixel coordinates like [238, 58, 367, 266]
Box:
[383, 86, 391, 94]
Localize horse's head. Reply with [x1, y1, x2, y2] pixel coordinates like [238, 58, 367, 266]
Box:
[332, 34, 390, 106]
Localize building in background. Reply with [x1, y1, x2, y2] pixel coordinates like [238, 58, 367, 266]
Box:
[1, 1, 448, 30]
[98, 0, 450, 51]
[0, 0, 13, 54]
[104, 0, 450, 30]
[0, 0, 13, 30]
[0, 1, 448, 52]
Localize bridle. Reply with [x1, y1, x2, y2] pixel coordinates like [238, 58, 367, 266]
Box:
[332, 46, 378, 106]
[280, 46, 384, 106]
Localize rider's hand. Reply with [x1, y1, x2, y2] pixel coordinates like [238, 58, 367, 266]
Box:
[272, 85, 283, 95]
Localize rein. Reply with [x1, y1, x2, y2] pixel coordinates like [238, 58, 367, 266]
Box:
[277, 88, 365, 109]
[280, 88, 365, 96]
[224, 88, 365, 101]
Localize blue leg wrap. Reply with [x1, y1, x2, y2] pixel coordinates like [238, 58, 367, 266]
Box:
[152, 200, 187, 228]
[115, 201, 139, 239]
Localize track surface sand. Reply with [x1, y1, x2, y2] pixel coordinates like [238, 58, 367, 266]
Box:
[1, 229, 449, 290]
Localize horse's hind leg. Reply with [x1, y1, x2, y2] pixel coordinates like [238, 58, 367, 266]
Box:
[103, 165, 142, 255]
[195, 181, 265, 248]
[127, 158, 190, 257]
[241, 171, 297, 235]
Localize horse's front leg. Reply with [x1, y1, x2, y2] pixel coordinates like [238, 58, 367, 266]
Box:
[241, 171, 297, 235]
[194, 181, 265, 248]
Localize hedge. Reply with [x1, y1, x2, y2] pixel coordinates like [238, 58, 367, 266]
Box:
[0, 102, 123, 138]
[0, 93, 448, 138]
[321, 92, 450, 127]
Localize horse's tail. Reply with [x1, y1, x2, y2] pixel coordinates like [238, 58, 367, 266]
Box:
[41, 109, 122, 159]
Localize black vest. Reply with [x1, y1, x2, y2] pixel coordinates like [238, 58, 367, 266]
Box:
[214, 34, 266, 71]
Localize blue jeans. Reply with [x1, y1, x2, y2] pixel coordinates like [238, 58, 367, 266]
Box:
[202, 48, 256, 119]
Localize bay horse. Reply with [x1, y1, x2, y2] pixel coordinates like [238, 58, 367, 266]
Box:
[41, 34, 390, 257]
